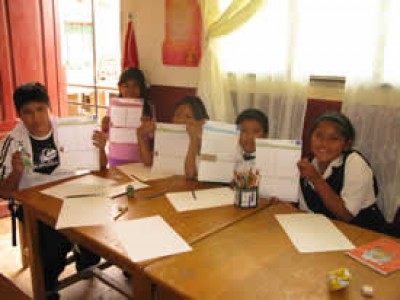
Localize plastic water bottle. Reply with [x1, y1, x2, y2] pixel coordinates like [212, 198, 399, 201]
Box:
[126, 184, 135, 198]
[17, 141, 32, 169]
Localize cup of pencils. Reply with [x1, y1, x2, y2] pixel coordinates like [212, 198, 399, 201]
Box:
[233, 168, 260, 209]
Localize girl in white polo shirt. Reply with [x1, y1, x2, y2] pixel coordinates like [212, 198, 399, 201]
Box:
[297, 111, 386, 232]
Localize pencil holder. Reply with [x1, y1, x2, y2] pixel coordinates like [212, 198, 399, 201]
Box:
[235, 186, 259, 209]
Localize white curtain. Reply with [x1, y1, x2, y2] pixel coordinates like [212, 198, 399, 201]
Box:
[197, 0, 307, 139]
[342, 0, 400, 222]
[197, 0, 269, 123]
[198, 0, 400, 220]
[343, 86, 400, 222]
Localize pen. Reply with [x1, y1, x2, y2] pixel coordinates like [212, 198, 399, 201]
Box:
[145, 190, 167, 199]
[191, 190, 197, 200]
[114, 207, 128, 221]
[65, 193, 99, 198]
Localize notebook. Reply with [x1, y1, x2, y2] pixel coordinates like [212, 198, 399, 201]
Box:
[346, 237, 400, 275]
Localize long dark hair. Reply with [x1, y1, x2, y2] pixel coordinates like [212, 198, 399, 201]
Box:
[118, 67, 152, 117]
[311, 111, 355, 149]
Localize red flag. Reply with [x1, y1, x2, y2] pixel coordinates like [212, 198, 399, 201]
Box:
[123, 20, 139, 69]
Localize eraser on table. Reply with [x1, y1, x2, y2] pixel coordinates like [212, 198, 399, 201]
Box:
[361, 285, 373, 297]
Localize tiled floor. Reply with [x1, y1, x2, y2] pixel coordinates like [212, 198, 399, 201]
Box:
[0, 216, 131, 299]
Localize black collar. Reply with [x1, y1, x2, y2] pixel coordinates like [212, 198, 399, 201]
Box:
[243, 153, 255, 161]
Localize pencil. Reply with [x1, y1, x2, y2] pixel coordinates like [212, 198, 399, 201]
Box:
[65, 193, 98, 198]
[114, 207, 128, 221]
[145, 190, 167, 199]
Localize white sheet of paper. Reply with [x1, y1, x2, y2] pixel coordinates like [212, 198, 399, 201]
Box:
[40, 174, 116, 199]
[56, 196, 113, 229]
[109, 127, 137, 143]
[275, 213, 355, 253]
[113, 216, 192, 262]
[166, 187, 235, 212]
[110, 105, 142, 128]
[109, 98, 143, 144]
[152, 123, 189, 175]
[116, 163, 174, 182]
[56, 116, 99, 171]
[110, 106, 129, 127]
[125, 107, 142, 127]
[256, 139, 302, 202]
[198, 121, 239, 183]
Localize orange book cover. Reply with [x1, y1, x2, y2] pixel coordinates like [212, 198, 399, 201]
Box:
[346, 237, 400, 275]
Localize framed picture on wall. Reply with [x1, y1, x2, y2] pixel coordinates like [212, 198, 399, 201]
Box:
[163, 0, 202, 67]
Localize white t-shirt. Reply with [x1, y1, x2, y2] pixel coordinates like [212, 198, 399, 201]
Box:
[234, 150, 256, 173]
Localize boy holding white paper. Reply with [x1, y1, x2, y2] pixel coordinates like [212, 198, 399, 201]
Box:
[235, 108, 269, 169]
[0, 82, 106, 299]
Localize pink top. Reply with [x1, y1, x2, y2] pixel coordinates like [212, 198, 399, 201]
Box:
[108, 142, 141, 167]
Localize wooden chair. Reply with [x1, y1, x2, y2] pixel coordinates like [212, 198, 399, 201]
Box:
[7, 198, 132, 298]
[6, 198, 29, 268]
[385, 208, 400, 238]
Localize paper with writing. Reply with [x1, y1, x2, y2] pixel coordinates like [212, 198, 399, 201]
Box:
[166, 187, 235, 212]
[152, 123, 189, 175]
[197, 121, 239, 183]
[256, 139, 302, 202]
[56, 116, 100, 171]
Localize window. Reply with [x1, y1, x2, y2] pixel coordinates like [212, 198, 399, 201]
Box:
[218, 0, 400, 85]
[58, 0, 121, 120]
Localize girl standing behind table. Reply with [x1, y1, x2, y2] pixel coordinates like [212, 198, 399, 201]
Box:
[101, 67, 154, 166]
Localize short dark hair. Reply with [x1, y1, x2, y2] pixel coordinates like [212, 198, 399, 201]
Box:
[311, 111, 355, 143]
[118, 67, 146, 98]
[235, 108, 269, 134]
[174, 96, 209, 121]
[13, 82, 50, 113]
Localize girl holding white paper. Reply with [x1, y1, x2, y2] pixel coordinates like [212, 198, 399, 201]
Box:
[137, 96, 209, 178]
[101, 67, 154, 166]
[297, 111, 386, 232]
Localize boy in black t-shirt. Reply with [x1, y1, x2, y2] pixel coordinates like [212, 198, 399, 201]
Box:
[0, 82, 107, 299]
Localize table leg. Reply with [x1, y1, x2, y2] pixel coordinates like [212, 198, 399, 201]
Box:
[24, 207, 46, 300]
[18, 219, 29, 268]
[131, 268, 153, 300]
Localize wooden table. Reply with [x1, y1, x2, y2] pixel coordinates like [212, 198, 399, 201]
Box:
[0, 273, 30, 300]
[13, 169, 271, 300]
[145, 203, 400, 300]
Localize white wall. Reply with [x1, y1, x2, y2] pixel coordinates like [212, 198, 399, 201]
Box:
[121, 0, 199, 88]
